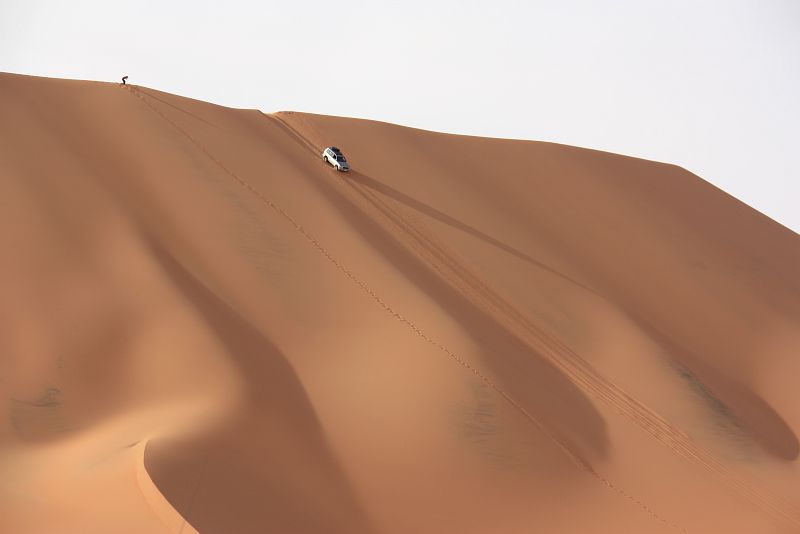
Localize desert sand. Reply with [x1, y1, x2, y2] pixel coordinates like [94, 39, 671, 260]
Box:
[1, 71, 799, 533]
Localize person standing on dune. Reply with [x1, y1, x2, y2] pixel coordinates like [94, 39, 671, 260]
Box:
[121, 75, 128, 85]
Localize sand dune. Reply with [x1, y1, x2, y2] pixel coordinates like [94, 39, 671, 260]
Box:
[1, 71, 799, 533]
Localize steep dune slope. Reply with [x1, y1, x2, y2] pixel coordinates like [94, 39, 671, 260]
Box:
[1, 72, 799, 533]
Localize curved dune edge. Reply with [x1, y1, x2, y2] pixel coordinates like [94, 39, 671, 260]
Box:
[135, 440, 200, 534]
[2, 72, 799, 533]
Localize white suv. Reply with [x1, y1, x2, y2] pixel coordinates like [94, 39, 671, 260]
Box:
[322, 147, 350, 172]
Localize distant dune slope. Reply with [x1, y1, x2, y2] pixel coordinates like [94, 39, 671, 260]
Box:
[1, 72, 799, 534]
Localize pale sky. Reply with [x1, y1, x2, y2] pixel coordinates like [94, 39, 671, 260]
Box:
[2, 0, 798, 233]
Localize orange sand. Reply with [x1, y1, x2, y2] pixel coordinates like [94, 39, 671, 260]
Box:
[1, 72, 799, 533]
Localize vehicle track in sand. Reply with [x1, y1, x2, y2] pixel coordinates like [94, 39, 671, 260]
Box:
[265, 111, 800, 531]
[343, 168, 800, 526]
[123, 84, 794, 532]
[123, 85, 688, 532]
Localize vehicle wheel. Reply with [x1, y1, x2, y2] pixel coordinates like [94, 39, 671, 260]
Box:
[323, 156, 328, 164]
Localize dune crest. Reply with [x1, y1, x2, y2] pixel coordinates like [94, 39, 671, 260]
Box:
[1, 72, 799, 533]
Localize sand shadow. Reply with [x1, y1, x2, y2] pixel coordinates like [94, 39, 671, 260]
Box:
[302, 168, 609, 462]
[637, 318, 798, 461]
[347, 170, 599, 296]
[676, 357, 799, 461]
[143, 238, 376, 534]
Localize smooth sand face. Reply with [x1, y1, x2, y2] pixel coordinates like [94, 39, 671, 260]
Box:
[1, 72, 799, 534]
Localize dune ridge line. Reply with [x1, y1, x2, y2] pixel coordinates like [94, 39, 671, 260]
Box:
[123, 83, 695, 533]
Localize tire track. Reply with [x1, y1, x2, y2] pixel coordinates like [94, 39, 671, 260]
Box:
[269, 112, 800, 530]
[122, 85, 587, 471]
[344, 167, 800, 528]
[123, 85, 693, 532]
